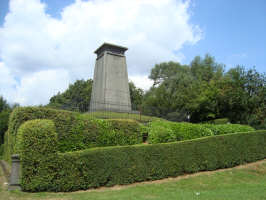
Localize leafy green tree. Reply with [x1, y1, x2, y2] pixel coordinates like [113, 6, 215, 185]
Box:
[143, 55, 266, 128]
[129, 81, 144, 110]
[48, 79, 144, 112]
[143, 56, 225, 122]
[0, 96, 9, 112]
[0, 96, 12, 144]
[219, 66, 266, 127]
[0, 110, 10, 144]
[48, 79, 93, 112]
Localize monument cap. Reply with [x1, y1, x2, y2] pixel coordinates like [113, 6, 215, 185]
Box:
[94, 42, 128, 58]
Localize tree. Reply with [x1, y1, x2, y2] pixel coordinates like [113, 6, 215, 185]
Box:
[0, 96, 9, 112]
[143, 55, 266, 128]
[0, 110, 10, 144]
[48, 79, 93, 112]
[129, 81, 144, 110]
[48, 79, 144, 112]
[143, 56, 225, 122]
[218, 66, 266, 127]
[0, 96, 11, 144]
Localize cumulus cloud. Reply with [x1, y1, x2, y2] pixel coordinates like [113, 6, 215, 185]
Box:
[0, 0, 201, 105]
[129, 75, 154, 91]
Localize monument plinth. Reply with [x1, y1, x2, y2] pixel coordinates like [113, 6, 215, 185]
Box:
[90, 43, 132, 112]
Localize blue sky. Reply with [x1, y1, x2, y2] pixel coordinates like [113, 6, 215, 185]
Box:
[183, 0, 266, 73]
[0, 0, 265, 105]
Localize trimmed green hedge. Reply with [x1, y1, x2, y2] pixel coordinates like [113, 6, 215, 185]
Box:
[17, 120, 58, 191]
[202, 124, 255, 135]
[4, 107, 143, 158]
[3, 131, 12, 162]
[18, 125, 266, 192]
[15, 119, 265, 191]
[207, 118, 230, 124]
[147, 121, 213, 144]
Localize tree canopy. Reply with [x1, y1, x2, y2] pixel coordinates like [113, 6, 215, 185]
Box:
[46, 54, 265, 129]
[0, 96, 12, 144]
[48, 79, 93, 112]
[142, 55, 266, 129]
[48, 79, 144, 112]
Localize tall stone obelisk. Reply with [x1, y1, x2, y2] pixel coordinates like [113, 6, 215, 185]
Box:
[90, 43, 132, 112]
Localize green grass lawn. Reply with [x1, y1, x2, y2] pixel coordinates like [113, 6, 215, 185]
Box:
[1, 159, 266, 200]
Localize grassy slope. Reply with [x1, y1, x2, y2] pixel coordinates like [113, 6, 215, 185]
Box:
[0, 159, 265, 200]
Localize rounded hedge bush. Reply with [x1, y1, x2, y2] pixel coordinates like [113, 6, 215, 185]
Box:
[147, 120, 177, 144]
[202, 124, 255, 135]
[16, 119, 58, 191]
[147, 121, 213, 144]
[5, 107, 144, 156]
[171, 122, 213, 140]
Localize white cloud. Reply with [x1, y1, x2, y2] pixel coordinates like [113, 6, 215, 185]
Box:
[129, 75, 153, 91]
[14, 69, 70, 105]
[0, 62, 17, 101]
[0, 0, 201, 105]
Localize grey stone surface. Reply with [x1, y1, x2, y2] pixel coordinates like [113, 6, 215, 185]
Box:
[90, 43, 132, 112]
[8, 154, 21, 190]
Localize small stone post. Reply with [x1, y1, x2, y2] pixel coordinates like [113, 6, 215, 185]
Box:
[8, 154, 21, 190]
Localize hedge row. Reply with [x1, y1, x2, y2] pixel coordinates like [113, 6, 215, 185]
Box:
[3, 131, 12, 162]
[16, 120, 58, 191]
[206, 118, 230, 124]
[147, 121, 213, 144]
[4, 107, 143, 158]
[202, 124, 255, 135]
[147, 120, 255, 144]
[18, 119, 266, 192]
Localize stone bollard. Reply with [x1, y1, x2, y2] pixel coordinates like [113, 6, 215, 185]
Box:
[8, 154, 21, 191]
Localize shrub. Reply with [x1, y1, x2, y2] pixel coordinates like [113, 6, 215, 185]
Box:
[171, 122, 213, 140]
[147, 121, 213, 144]
[147, 120, 176, 144]
[20, 129, 266, 192]
[4, 107, 143, 158]
[17, 120, 58, 191]
[207, 118, 230, 124]
[0, 144, 3, 157]
[0, 110, 10, 144]
[202, 124, 255, 135]
[8, 107, 79, 139]
[3, 131, 10, 162]
[97, 119, 143, 146]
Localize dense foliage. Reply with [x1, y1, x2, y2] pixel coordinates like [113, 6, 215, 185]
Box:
[48, 79, 93, 112]
[17, 124, 266, 192]
[0, 96, 12, 145]
[147, 121, 213, 144]
[45, 55, 265, 129]
[146, 120, 254, 144]
[3, 107, 143, 160]
[48, 79, 144, 112]
[0, 96, 10, 112]
[202, 124, 255, 135]
[129, 81, 144, 110]
[16, 119, 58, 191]
[0, 110, 10, 144]
[142, 55, 266, 129]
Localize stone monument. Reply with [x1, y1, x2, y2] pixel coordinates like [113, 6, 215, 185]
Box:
[90, 43, 132, 112]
